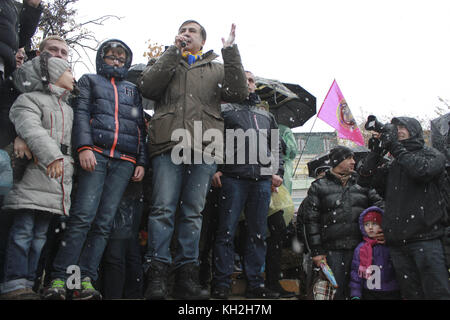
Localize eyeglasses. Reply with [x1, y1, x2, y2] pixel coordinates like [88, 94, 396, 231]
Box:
[104, 55, 126, 64]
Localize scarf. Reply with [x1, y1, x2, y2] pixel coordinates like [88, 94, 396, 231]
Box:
[182, 50, 203, 65]
[358, 237, 379, 279]
[330, 168, 351, 186]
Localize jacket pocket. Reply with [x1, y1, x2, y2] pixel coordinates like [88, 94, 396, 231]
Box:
[201, 107, 223, 132]
[149, 111, 176, 145]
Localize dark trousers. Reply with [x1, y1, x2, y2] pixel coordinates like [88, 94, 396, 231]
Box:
[389, 239, 450, 300]
[212, 176, 271, 289]
[265, 210, 287, 285]
[326, 249, 354, 300]
[198, 187, 220, 288]
[35, 216, 66, 288]
[100, 237, 143, 299]
[0, 199, 13, 283]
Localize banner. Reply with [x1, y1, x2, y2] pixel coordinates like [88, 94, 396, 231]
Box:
[317, 80, 365, 146]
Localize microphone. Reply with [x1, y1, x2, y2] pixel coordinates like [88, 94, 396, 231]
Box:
[181, 41, 186, 48]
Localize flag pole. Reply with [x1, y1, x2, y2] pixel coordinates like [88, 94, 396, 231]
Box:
[292, 114, 319, 178]
[292, 79, 336, 178]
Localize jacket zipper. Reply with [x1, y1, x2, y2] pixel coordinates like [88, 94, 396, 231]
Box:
[58, 91, 69, 216]
[50, 112, 53, 137]
[253, 114, 260, 130]
[248, 111, 256, 178]
[137, 126, 141, 155]
[110, 78, 120, 157]
[58, 92, 67, 144]
[61, 158, 67, 216]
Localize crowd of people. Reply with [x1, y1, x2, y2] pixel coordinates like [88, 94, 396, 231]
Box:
[0, 0, 449, 301]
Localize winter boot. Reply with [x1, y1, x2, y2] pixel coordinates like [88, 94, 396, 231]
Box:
[144, 261, 169, 300]
[172, 263, 209, 300]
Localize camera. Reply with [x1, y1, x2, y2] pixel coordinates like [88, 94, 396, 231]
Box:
[364, 115, 386, 133]
[364, 115, 391, 155]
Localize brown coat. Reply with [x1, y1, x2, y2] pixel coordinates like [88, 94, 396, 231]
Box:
[138, 44, 248, 159]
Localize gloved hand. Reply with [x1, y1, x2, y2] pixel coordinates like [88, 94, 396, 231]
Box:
[368, 137, 385, 155]
[379, 123, 398, 151]
[357, 152, 383, 176]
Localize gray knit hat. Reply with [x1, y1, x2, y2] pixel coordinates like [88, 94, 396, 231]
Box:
[47, 57, 70, 84]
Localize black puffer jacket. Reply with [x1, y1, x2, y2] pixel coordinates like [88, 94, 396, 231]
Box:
[0, 76, 20, 148]
[304, 170, 384, 257]
[73, 39, 147, 167]
[219, 93, 284, 180]
[358, 117, 446, 245]
[0, 0, 42, 77]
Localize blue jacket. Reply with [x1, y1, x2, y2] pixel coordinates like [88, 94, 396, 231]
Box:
[349, 207, 399, 298]
[73, 39, 147, 166]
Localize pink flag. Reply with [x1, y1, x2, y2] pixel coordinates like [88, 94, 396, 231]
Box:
[317, 80, 365, 146]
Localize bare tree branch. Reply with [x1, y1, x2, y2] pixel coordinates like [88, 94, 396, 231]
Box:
[31, 0, 122, 68]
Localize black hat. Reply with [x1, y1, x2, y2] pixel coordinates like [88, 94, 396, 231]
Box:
[329, 146, 354, 168]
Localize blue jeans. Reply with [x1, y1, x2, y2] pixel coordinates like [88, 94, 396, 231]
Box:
[51, 153, 134, 281]
[143, 152, 217, 270]
[389, 239, 450, 300]
[0, 210, 52, 294]
[212, 176, 271, 289]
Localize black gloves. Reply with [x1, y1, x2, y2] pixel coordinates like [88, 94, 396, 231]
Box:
[379, 123, 398, 151]
[357, 152, 383, 177]
[368, 137, 385, 155]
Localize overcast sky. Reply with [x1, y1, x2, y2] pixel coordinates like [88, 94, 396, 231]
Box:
[71, 0, 450, 132]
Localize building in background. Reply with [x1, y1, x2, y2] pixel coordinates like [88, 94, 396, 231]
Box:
[291, 132, 338, 209]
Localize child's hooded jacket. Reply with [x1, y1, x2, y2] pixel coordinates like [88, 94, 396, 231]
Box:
[349, 206, 399, 298]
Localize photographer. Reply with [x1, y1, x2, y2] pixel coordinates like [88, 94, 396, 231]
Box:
[358, 116, 450, 300]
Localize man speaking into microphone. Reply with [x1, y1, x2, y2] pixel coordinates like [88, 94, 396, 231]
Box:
[138, 20, 248, 300]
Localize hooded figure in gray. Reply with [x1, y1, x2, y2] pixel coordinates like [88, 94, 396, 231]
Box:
[2, 53, 74, 216]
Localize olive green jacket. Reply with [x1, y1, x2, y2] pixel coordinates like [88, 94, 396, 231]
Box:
[138, 44, 248, 159]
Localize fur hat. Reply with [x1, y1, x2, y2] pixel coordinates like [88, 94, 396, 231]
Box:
[329, 146, 354, 168]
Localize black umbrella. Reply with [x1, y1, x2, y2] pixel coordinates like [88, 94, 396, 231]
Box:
[255, 77, 316, 129]
[126, 63, 155, 113]
[306, 146, 370, 178]
[431, 112, 450, 154]
[307, 153, 331, 178]
[126, 63, 147, 85]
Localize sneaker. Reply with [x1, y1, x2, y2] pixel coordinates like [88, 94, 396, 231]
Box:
[43, 279, 66, 300]
[72, 277, 102, 300]
[245, 286, 280, 299]
[211, 286, 230, 300]
[0, 288, 40, 300]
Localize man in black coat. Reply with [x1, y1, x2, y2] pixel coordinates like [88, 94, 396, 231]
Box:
[358, 117, 450, 300]
[304, 145, 384, 300]
[0, 0, 42, 86]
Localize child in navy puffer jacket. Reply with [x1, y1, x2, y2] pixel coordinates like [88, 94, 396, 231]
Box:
[350, 206, 401, 300]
